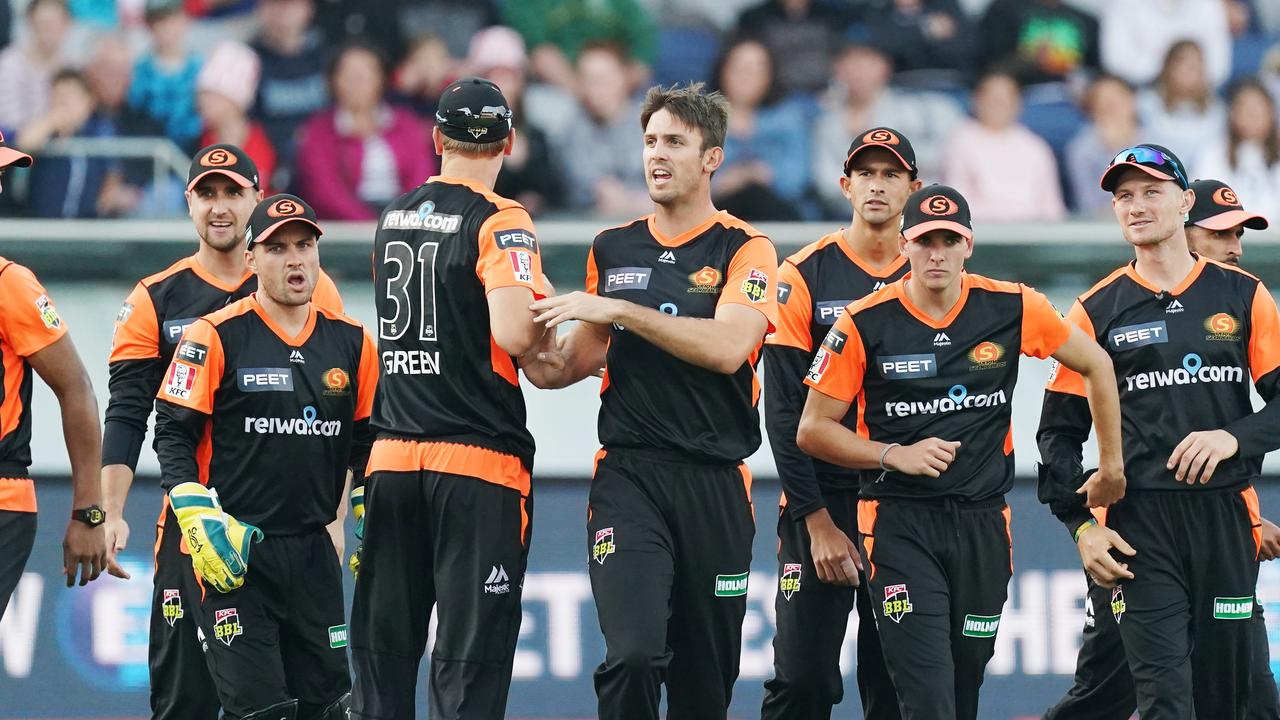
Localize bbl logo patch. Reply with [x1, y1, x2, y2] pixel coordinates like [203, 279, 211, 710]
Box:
[740, 268, 770, 304]
[779, 563, 802, 601]
[714, 572, 749, 597]
[882, 583, 913, 623]
[593, 527, 616, 565]
[322, 367, 351, 396]
[34, 294, 61, 329]
[213, 608, 243, 646]
[1213, 596, 1254, 620]
[961, 613, 1001, 638]
[162, 589, 184, 627]
[1111, 586, 1126, 624]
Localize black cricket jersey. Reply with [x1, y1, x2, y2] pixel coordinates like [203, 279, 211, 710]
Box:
[153, 295, 377, 535]
[1040, 256, 1280, 528]
[105, 253, 344, 471]
[587, 210, 779, 464]
[806, 273, 1071, 502]
[765, 231, 909, 517]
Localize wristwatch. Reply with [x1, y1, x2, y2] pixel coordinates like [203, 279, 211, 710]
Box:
[72, 505, 106, 527]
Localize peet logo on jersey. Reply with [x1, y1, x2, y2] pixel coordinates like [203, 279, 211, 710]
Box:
[237, 367, 294, 392]
[714, 572, 749, 597]
[968, 341, 1006, 371]
[34, 294, 61, 329]
[1214, 596, 1254, 620]
[807, 348, 832, 384]
[163, 318, 198, 342]
[1122, 352, 1245, 392]
[1205, 313, 1241, 341]
[213, 608, 243, 646]
[688, 266, 723, 294]
[381, 200, 462, 233]
[962, 613, 1001, 638]
[163, 362, 198, 400]
[821, 328, 848, 354]
[884, 384, 1008, 418]
[495, 228, 539, 253]
[816, 300, 852, 325]
[780, 563, 802, 601]
[777, 281, 792, 305]
[1109, 321, 1169, 351]
[243, 405, 342, 437]
[603, 267, 652, 293]
[322, 367, 350, 396]
[878, 354, 937, 380]
[484, 565, 511, 595]
[162, 589, 184, 627]
[740, 268, 770, 304]
[593, 527, 616, 565]
[176, 340, 208, 367]
[882, 584, 913, 623]
[509, 250, 534, 284]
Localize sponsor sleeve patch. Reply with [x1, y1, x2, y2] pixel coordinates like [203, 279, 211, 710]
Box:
[175, 340, 209, 367]
[777, 281, 792, 305]
[163, 362, 199, 400]
[740, 268, 770, 304]
[34, 294, 61, 329]
[508, 250, 534, 284]
[494, 228, 539, 253]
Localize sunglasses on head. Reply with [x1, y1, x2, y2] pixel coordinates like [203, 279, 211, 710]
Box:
[1110, 146, 1189, 188]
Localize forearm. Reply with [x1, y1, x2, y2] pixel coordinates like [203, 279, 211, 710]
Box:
[1082, 363, 1124, 470]
[60, 379, 104, 508]
[797, 414, 888, 471]
[764, 346, 825, 517]
[1036, 390, 1093, 531]
[102, 358, 164, 469]
[520, 323, 607, 390]
[614, 302, 750, 375]
[1224, 395, 1280, 459]
[101, 464, 135, 517]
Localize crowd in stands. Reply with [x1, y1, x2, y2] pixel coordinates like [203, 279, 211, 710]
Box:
[1, 0, 1279, 223]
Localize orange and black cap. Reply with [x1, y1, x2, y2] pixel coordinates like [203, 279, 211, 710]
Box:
[187, 143, 259, 192]
[435, 77, 513, 143]
[901, 184, 972, 241]
[1100, 143, 1189, 192]
[245, 194, 321, 249]
[0, 130, 33, 169]
[844, 127, 916, 177]
[1186, 179, 1268, 231]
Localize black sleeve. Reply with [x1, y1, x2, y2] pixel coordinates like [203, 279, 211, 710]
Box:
[347, 418, 374, 491]
[1036, 389, 1095, 535]
[764, 344, 825, 519]
[102, 357, 168, 469]
[1225, 366, 1280, 458]
[153, 399, 209, 491]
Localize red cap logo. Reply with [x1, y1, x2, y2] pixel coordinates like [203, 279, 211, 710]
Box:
[863, 129, 900, 145]
[199, 148, 237, 167]
[1212, 187, 1240, 207]
[267, 198, 303, 218]
[921, 195, 958, 216]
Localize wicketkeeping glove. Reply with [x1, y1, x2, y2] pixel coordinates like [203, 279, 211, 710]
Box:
[169, 482, 263, 593]
[349, 485, 365, 579]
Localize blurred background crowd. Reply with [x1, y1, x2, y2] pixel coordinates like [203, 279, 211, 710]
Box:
[1, 0, 1279, 223]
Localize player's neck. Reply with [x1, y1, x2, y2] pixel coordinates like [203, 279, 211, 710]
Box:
[843, 218, 901, 269]
[904, 275, 963, 321]
[195, 243, 249, 286]
[438, 155, 501, 191]
[256, 291, 310, 336]
[1132, 233, 1198, 292]
[652, 193, 718, 240]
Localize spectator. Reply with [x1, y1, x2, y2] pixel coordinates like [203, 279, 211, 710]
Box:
[17, 69, 118, 218]
[314, 0, 497, 71]
[1066, 74, 1143, 216]
[504, 0, 656, 91]
[810, 41, 962, 215]
[942, 71, 1065, 222]
[398, 0, 500, 58]
[197, 42, 277, 194]
[129, 0, 203, 151]
[1196, 78, 1280, 220]
[295, 42, 434, 220]
[864, 0, 973, 76]
[0, 0, 74, 133]
[710, 35, 809, 220]
[736, 0, 844, 97]
[1100, 0, 1230, 88]
[1137, 40, 1226, 158]
[978, 0, 1099, 86]
[392, 33, 456, 119]
[250, 0, 329, 191]
[467, 26, 563, 216]
[556, 41, 648, 217]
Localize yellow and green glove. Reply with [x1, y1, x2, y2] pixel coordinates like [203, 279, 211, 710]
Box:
[348, 485, 365, 579]
[169, 482, 263, 593]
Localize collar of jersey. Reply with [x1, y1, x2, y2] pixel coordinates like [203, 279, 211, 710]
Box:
[250, 293, 317, 347]
[187, 254, 253, 293]
[645, 211, 727, 248]
[831, 231, 908, 278]
[428, 175, 497, 200]
[894, 271, 971, 330]
[1123, 253, 1206, 297]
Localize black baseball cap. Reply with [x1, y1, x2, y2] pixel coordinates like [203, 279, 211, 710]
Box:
[1100, 143, 1189, 192]
[245, 194, 322, 249]
[844, 127, 917, 177]
[435, 77, 513, 143]
[187, 143, 259, 192]
[901, 184, 972, 241]
[0, 129, 32, 169]
[1186, 179, 1268, 231]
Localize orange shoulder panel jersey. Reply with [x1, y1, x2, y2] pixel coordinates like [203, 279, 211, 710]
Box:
[104, 253, 343, 471]
[1042, 257, 1280, 513]
[370, 176, 545, 471]
[805, 272, 1070, 501]
[588, 211, 779, 463]
[0, 257, 69, 511]
[152, 295, 377, 534]
[764, 232, 908, 516]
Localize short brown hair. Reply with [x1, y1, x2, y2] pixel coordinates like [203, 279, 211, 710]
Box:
[440, 135, 506, 158]
[639, 82, 729, 152]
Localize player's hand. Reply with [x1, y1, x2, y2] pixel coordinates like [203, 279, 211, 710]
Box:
[1076, 524, 1136, 588]
[1076, 464, 1126, 508]
[884, 438, 961, 478]
[530, 292, 622, 328]
[169, 483, 262, 593]
[103, 516, 132, 579]
[1260, 518, 1280, 562]
[1167, 429, 1238, 485]
[62, 521, 109, 587]
[804, 508, 862, 587]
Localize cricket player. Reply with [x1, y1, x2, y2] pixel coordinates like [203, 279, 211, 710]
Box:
[1041, 164, 1280, 719]
[153, 193, 376, 720]
[0, 129, 109, 619]
[799, 184, 1125, 719]
[349, 77, 547, 720]
[100, 144, 343, 720]
[761, 127, 920, 719]
[522, 82, 779, 719]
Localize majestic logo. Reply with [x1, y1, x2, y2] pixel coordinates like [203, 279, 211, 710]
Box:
[714, 572, 749, 597]
[237, 367, 294, 392]
[484, 565, 511, 595]
[884, 384, 1008, 418]
[962, 613, 1001, 638]
[381, 201, 462, 232]
[1166, 299, 1184, 314]
[162, 589, 184, 627]
[1123, 352, 1244, 392]
[509, 250, 534, 284]
[322, 367, 351, 396]
[921, 195, 959, 216]
[1205, 313, 1241, 341]
[495, 228, 539, 252]
[777, 281, 792, 305]
[1111, 586, 1126, 623]
[688, 266, 723, 294]
[176, 340, 208, 367]
[603, 267, 652, 293]
[593, 528, 616, 565]
[1214, 596, 1254, 620]
[289, 349, 305, 364]
[658, 250, 676, 264]
[968, 341, 1006, 370]
[873, 280, 887, 291]
[244, 405, 342, 436]
[863, 129, 900, 145]
[882, 583, 913, 623]
[200, 148, 236, 167]
[213, 608, 243, 646]
[163, 362, 198, 400]
[933, 332, 951, 347]
[780, 563, 802, 601]
[1213, 187, 1240, 206]
[807, 348, 831, 384]
[34, 294, 61, 329]
[328, 624, 349, 648]
[740, 268, 770, 304]
[1109, 321, 1168, 350]
[816, 300, 851, 325]
[878, 354, 937, 380]
[267, 198, 303, 217]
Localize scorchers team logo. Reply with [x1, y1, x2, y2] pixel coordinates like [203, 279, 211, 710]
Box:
[1204, 312, 1241, 341]
[267, 198, 303, 217]
[199, 148, 237, 167]
[1213, 187, 1240, 207]
[863, 129, 900, 145]
[322, 367, 351, 396]
[921, 195, 958, 216]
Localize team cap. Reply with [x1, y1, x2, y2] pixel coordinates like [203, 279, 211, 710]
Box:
[901, 184, 972, 241]
[245, 194, 321, 250]
[187, 143, 259, 192]
[435, 77, 513, 143]
[1186, 179, 1268, 231]
[844, 126, 917, 177]
[1100, 143, 1189, 192]
[0, 130, 32, 169]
